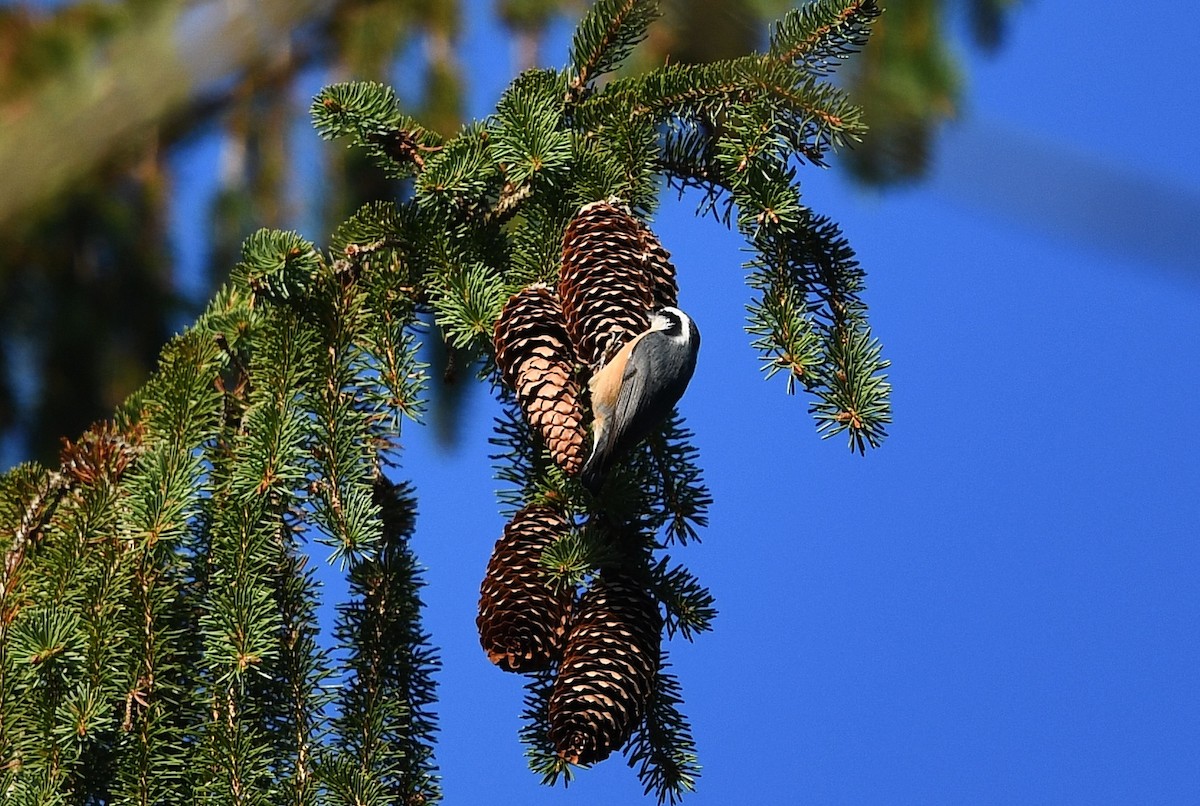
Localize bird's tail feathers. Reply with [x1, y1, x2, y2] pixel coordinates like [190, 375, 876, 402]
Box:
[579, 449, 605, 492]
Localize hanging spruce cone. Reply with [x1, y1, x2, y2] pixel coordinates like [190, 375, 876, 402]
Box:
[548, 571, 662, 765]
[558, 201, 656, 368]
[477, 505, 575, 673]
[493, 285, 587, 476]
[635, 217, 679, 310]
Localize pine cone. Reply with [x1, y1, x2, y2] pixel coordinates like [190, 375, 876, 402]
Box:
[548, 571, 662, 765]
[477, 505, 575, 673]
[558, 201, 655, 368]
[493, 285, 587, 476]
[59, 421, 144, 486]
[635, 217, 678, 310]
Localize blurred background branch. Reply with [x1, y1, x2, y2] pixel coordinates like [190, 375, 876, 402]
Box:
[1, 0, 328, 229]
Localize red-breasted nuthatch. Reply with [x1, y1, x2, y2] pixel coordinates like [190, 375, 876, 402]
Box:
[580, 306, 700, 491]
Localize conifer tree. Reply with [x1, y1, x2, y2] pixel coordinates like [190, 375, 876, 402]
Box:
[0, 1, 890, 802]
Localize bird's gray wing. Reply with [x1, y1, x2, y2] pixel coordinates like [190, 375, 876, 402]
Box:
[602, 330, 668, 461]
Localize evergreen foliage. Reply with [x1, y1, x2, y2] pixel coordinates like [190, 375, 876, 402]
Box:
[1, 1, 892, 801]
[769, 0, 881, 75]
[569, 0, 663, 90]
[0, 231, 439, 802]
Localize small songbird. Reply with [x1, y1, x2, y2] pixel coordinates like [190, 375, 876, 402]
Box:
[580, 306, 700, 491]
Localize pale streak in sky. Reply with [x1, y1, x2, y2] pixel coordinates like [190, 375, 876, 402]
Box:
[932, 118, 1200, 280]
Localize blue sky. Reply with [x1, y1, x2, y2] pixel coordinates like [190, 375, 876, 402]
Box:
[14, 0, 1200, 802]
[395, 3, 1200, 803]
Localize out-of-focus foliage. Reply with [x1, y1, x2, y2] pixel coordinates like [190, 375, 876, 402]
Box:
[0, 0, 464, 465]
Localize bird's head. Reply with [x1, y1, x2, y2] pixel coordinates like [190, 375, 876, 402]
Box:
[650, 307, 699, 348]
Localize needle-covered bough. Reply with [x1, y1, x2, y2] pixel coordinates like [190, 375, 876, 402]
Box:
[472, 0, 892, 799]
[0, 1, 890, 803]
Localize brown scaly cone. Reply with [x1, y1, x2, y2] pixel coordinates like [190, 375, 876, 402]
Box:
[548, 570, 662, 765]
[558, 201, 655, 368]
[58, 420, 145, 487]
[477, 505, 575, 673]
[635, 216, 679, 310]
[493, 284, 587, 476]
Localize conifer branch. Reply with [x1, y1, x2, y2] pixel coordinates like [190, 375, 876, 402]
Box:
[330, 201, 427, 304]
[811, 324, 891, 453]
[769, 0, 882, 75]
[569, 0, 661, 94]
[643, 416, 712, 546]
[0, 1, 898, 799]
[269, 520, 330, 806]
[112, 315, 232, 803]
[539, 525, 618, 591]
[504, 196, 576, 286]
[195, 300, 320, 804]
[745, 268, 823, 392]
[649, 559, 716, 641]
[584, 56, 865, 149]
[0, 468, 64, 603]
[313, 82, 443, 178]
[303, 266, 388, 567]
[427, 262, 509, 354]
[490, 398, 575, 516]
[518, 670, 574, 787]
[748, 213, 891, 451]
[488, 181, 537, 227]
[416, 122, 500, 211]
[493, 69, 573, 189]
[624, 660, 700, 805]
[328, 476, 442, 804]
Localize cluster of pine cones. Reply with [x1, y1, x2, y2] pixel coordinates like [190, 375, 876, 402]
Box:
[477, 201, 677, 765]
[491, 200, 678, 479]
